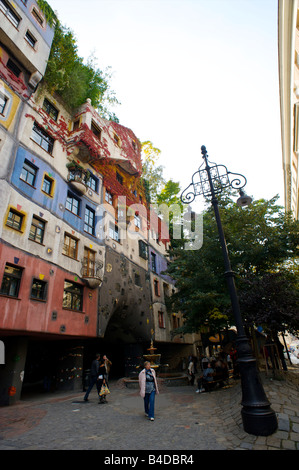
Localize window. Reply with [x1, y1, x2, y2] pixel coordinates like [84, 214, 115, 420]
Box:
[66, 191, 80, 216]
[42, 98, 58, 121]
[0, 263, 23, 297]
[109, 223, 119, 242]
[83, 247, 96, 277]
[6, 208, 24, 231]
[0, 0, 20, 28]
[31, 122, 54, 154]
[84, 207, 95, 235]
[29, 216, 45, 244]
[73, 119, 80, 131]
[32, 7, 44, 26]
[91, 121, 101, 139]
[20, 159, 37, 186]
[25, 30, 37, 48]
[154, 279, 160, 297]
[163, 283, 170, 298]
[134, 213, 141, 229]
[116, 172, 123, 185]
[172, 314, 180, 330]
[105, 190, 113, 205]
[151, 252, 157, 272]
[86, 174, 98, 192]
[139, 240, 148, 260]
[6, 59, 21, 77]
[42, 174, 54, 196]
[30, 278, 47, 300]
[158, 311, 165, 328]
[62, 233, 78, 259]
[114, 134, 120, 146]
[63, 280, 83, 311]
[0, 93, 8, 115]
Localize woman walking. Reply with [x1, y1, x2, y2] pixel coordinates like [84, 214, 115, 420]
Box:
[98, 358, 109, 404]
[138, 361, 159, 421]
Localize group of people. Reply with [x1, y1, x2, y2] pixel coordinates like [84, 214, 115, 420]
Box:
[84, 353, 112, 404]
[187, 351, 234, 393]
[83, 355, 159, 421]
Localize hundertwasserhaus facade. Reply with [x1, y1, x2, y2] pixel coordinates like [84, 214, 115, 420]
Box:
[0, 0, 200, 405]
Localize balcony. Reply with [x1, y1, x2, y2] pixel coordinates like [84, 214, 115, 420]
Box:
[67, 164, 91, 194]
[67, 123, 104, 164]
[81, 259, 103, 289]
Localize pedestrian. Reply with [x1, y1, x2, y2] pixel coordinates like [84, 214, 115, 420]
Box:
[196, 362, 215, 393]
[84, 353, 101, 402]
[97, 358, 108, 404]
[98, 358, 109, 404]
[188, 358, 195, 385]
[138, 361, 159, 421]
[103, 354, 112, 384]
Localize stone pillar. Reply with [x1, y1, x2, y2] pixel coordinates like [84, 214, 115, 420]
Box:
[0, 337, 28, 406]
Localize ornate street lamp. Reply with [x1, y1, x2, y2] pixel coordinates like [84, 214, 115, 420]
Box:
[181, 145, 278, 436]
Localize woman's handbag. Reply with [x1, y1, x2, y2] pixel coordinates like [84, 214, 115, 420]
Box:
[99, 384, 110, 396]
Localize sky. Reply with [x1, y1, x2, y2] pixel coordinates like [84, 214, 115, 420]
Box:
[47, 0, 283, 212]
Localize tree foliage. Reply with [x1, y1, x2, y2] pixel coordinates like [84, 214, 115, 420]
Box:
[141, 141, 165, 203]
[166, 192, 299, 337]
[239, 270, 299, 337]
[39, 2, 119, 118]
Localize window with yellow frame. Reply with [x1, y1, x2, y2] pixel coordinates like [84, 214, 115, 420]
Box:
[5, 206, 27, 233]
[41, 173, 55, 197]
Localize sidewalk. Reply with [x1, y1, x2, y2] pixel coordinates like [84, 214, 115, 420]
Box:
[0, 367, 298, 451]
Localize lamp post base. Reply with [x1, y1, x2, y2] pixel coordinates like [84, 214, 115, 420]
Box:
[237, 335, 278, 436]
[241, 406, 278, 436]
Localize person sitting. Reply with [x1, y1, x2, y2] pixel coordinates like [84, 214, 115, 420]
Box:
[196, 362, 215, 393]
[214, 358, 228, 387]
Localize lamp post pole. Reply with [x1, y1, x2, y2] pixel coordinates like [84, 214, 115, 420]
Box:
[181, 145, 277, 436]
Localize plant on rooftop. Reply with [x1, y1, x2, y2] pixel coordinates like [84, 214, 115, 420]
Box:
[38, 1, 119, 119]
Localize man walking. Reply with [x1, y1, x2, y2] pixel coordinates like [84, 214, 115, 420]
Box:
[84, 353, 101, 402]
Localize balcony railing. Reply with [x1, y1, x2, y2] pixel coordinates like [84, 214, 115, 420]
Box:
[81, 258, 103, 289]
[67, 165, 91, 194]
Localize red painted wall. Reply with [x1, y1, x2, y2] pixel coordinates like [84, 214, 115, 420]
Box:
[0, 244, 98, 338]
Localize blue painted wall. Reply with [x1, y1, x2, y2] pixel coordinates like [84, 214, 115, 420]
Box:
[11, 146, 104, 244]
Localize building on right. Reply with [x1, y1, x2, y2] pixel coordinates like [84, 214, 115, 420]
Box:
[278, 0, 299, 219]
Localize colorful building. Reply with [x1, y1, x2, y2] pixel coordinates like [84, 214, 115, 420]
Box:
[0, 0, 200, 405]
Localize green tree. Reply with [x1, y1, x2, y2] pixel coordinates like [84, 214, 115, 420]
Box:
[166, 192, 299, 336]
[141, 141, 165, 203]
[38, 2, 119, 117]
[239, 270, 299, 338]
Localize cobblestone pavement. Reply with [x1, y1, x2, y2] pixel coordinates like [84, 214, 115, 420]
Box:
[0, 369, 298, 452]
